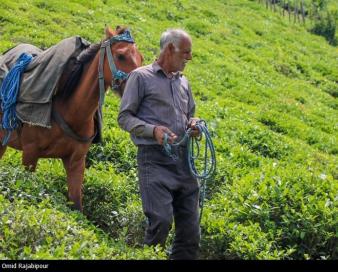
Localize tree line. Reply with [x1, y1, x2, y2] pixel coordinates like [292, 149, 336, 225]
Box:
[256, 0, 337, 45]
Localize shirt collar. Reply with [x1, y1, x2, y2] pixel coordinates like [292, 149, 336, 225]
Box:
[152, 61, 182, 79]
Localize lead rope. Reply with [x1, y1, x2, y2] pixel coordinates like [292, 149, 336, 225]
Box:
[163, 120, 216, 223]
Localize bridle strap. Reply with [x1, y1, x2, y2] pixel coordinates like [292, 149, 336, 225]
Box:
[97, 30, 134, 140]
[98, 42, 106, 108]
[98, 31, 134, 108]
[52, 30, 134, 144]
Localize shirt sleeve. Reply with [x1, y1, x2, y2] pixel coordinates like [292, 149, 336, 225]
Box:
[117, 71, 155, 138]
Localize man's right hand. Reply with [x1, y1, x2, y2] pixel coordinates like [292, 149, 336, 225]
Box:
[153, 126, 177, 145]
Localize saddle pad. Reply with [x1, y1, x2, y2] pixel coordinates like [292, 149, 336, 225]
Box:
[0, 36, 90, 127]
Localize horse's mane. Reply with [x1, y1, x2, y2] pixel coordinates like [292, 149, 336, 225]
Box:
[58, 27, 127, 101]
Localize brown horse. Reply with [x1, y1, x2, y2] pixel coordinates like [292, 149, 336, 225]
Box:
[0, 26, 143, 211]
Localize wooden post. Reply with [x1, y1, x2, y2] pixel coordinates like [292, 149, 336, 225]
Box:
[288, 0, 291, 22]
[294, 0, 298, 23]
[301, 0, 305, 24]
[297, 1, 301, 23]
[279, 1, 282, 16]
[282, 0, 285, 17]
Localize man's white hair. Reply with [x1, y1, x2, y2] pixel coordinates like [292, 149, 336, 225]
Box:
[160, 29, 191, 53]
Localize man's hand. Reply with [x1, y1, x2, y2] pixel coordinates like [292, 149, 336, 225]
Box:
[153, 126, 177, 145]
[188, 117, 200, 137]
[188, 117, 201, 137]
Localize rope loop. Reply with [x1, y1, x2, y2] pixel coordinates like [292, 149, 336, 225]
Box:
[162, 120, 216, 222]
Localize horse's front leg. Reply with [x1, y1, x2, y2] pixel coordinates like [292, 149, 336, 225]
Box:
[22, 146, 39, 171]
[62, 156, 85, 211]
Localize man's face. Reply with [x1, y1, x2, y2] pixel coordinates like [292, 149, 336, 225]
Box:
[170, 36, 192, 72]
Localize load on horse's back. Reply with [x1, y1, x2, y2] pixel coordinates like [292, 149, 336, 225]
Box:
[0, 26, 143, 211]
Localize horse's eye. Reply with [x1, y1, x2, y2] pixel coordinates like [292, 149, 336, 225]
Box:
[117, 54, 126, 61]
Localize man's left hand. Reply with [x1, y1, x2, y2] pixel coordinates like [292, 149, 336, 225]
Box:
[188, 117, 201, 137]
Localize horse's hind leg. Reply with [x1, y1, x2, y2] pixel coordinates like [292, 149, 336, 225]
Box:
[62, 156, 85, 212]
[0, 129, 7, 159]
[0, 145, 7, 159]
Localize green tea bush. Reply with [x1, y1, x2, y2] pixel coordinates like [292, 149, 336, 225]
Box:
[201, 163, 337, 259]
[0, 195, 165, 259]
[238, 126, 293, 159]
[0, 0, 337, 260]
[83, 167, 139, 232]
[0, 164, 164, 259]
[0, 165, 66, 206]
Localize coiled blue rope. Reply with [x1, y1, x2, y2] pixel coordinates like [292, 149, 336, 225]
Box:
[0, 53, 33, 146]
[163, 120, 216, 222]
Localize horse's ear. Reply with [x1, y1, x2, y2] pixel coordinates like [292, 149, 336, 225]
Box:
[105, 26, 114, 38]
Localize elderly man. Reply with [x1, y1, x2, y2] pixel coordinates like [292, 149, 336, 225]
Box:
[118, 29, 200, 260]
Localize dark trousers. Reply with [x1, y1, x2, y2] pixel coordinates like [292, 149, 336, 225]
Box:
[137, 145, 200, 260]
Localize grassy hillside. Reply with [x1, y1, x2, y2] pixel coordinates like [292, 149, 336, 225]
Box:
[0, 0, 337, 260]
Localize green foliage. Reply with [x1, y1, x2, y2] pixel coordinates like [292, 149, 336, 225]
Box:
[239, 126, 292, 159]
[310, 10, 337, 45]
[82, 167, 146, 246]
[0, 0, 337, 260]
[0, 173, 165, 260]
[201, 163, 337, 260]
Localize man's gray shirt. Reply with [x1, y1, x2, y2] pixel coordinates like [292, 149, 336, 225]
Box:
[118, 62, 195, 146]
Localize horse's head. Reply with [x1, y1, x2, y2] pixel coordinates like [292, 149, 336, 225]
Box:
[101, 26, 143, 96]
